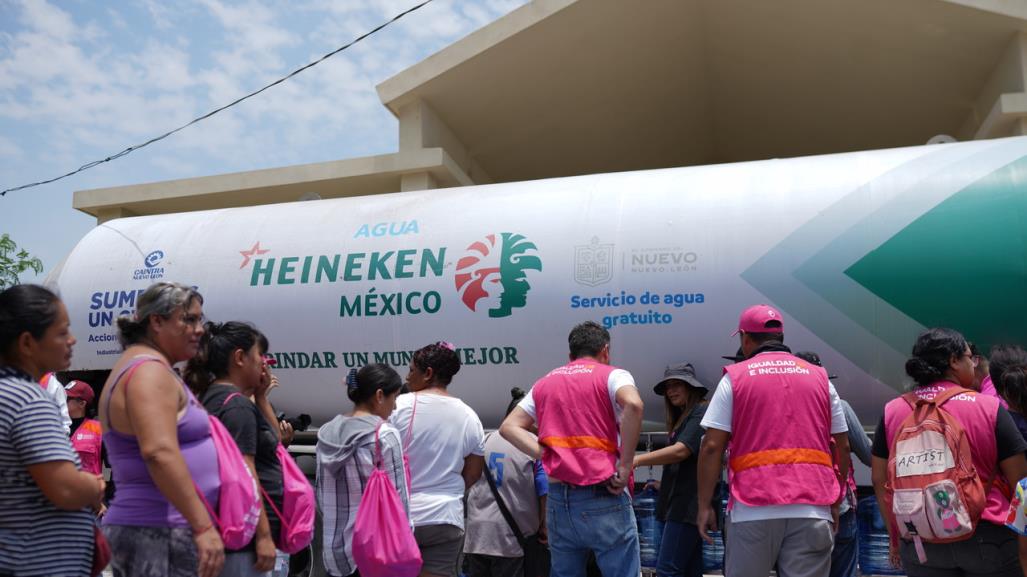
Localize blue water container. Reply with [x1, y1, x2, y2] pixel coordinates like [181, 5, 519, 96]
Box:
[634, 483, 661, 568]
[857, 496, 904, 575]
[702, 528, 725, 573]
[702, 492, 727, 573]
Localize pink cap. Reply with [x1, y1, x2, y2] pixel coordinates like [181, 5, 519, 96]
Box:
[731, 304, 784, 336]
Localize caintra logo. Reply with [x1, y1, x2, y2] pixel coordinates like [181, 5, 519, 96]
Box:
[144, 250, 164, 268]
[455, 233, 542, 318]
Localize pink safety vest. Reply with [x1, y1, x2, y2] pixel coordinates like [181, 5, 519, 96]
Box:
[724, 351, 839, 507]
[71, 418, 103, 475]
[533, 358, 619, 485]
[884, 382, 1009, 524]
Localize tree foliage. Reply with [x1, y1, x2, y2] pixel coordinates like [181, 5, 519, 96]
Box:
[0, 233, 43, 290]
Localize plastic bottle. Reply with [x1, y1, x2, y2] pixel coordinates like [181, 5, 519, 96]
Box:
[634, 482, 661, 568]
[271, 550, 290, 577]
[857, 496, 904, 575]
[702, 491, 727, 573]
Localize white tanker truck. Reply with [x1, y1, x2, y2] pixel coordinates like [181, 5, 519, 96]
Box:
[51, 136, 1027, 431]
[49, 136, 1027, 575]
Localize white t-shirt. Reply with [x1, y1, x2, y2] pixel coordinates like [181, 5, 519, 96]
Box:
[42, 373, 71, 435]
[701, 367, 848, 522]
[389, 392, 485, 529]
[518, 368, 636, 422]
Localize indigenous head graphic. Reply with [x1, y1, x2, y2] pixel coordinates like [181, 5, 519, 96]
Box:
[455, 233, 542, 318]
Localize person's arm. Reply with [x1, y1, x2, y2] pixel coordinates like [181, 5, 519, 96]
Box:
[462, 454, 485, 489]
[697, 428, 729, 543]
[14, 391, 106, 510]
[1020, 538, 1027, 577]
[124, 364, 223, 577]
[832, 431, 851, 529]
[995, 410, 1027, 577]
[532, 458, 548, 542]
[45, 375, 72, 435]
[28, 461, 105, 510]
[538, 494, 548, 543]
[871, 455, 900, 568]
[636, 408, 704, 468]
[998, 449, 1027, 574]
[841, 399, 872, 466]
[500, 406, 541, 460]
[255, 367, 281, 443]
[635, 442, 691, 468]
[243, 455, 276, 572]
[383, 428, 410, 515]
[611, 384, 643, 494]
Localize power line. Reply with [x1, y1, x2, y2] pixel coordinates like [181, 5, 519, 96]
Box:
[1, 0, 435, 197]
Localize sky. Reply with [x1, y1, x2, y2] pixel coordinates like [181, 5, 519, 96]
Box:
[0, 0, 528, 282]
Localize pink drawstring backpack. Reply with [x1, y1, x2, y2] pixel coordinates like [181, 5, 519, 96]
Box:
[261, 443, 315, 553]
[219, 392, 314, 553]
[352, 422, 421, 577]
[196, 414, 262, 549]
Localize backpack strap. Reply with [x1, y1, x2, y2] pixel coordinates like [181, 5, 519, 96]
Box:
[902, 386, 970, 408]
[901, 386, 972, 423]
[220, 391, 244, 409]
[483, 451, 530, 549]
[374, 420, 386, 470]
[933, 386, 971, 406]
[259, 482, 289, 534]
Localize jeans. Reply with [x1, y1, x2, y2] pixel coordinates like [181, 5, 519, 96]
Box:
[830, 509, 858, 577]
[656, 520, 704, 577]
[221, 551, 272, 577]
[547, 482, 640, 577]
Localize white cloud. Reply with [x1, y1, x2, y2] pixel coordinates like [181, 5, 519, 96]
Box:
[0, 135, 22, 158]
[0, 0, 528, 188]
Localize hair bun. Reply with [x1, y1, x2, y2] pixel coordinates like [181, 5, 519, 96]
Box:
[905, 357, 944, 384]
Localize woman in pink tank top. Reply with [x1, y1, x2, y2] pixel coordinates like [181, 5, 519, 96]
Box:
[98, 282, 225, 577]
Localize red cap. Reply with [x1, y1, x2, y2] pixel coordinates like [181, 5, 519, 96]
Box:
[64, 380, 95, 405]
[731, 304, 784, 336]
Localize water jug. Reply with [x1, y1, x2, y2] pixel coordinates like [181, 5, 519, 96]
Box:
[271, 551, 289, 577]
[634, 483, 661, 568]
[857, 496, 904, 575]
[702, 490, 727, 573]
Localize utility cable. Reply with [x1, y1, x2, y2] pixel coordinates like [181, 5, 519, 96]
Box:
[1, 0, 434, 196]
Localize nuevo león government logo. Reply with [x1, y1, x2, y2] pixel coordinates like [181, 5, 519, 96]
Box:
[455, 233, 542, 318]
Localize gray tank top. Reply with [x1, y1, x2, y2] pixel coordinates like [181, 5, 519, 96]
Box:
[464, 431, 542, 557]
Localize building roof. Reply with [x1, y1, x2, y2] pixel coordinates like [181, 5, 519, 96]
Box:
[76, 0, 1027, 220]
[377, 0, 1027, 181]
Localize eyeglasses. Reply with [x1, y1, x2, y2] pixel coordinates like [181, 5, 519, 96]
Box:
[177, 312, 205, 327]
[962, 352, 980, 367]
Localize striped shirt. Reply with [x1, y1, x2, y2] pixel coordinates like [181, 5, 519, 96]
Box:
[0, 366, 94, 577]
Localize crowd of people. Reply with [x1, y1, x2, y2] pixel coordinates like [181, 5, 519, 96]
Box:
[3, 280, 1027, 577]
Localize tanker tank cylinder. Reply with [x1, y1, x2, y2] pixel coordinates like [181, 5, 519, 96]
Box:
[52, 136, 1027, 430]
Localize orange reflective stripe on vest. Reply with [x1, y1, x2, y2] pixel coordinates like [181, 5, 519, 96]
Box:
[730, 447, 832, 473]
[541, 435, 618, 454]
